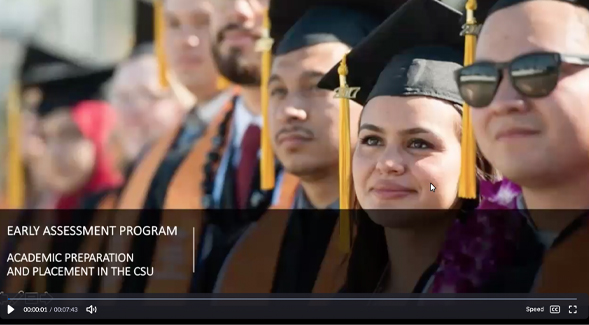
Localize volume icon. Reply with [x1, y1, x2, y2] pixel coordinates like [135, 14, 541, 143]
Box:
[86, 305, 97, 314]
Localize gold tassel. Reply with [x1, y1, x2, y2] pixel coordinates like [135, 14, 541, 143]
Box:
[216, 76, 231, 90]
[154, 0, 169, 88]
[258, 9, 275, 190]
[458, 0, 478, 199]
[6, 83, 25, 208]
[338, 55, 352, 253]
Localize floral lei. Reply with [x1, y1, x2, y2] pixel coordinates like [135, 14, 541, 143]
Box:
[431, 179, 528, 293]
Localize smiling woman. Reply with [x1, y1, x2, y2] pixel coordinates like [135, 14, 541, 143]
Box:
[355, 96, 464, 210]
[317, 0, 497, 294]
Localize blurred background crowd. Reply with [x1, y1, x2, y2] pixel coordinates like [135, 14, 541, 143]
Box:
[0, 0, 230, 209]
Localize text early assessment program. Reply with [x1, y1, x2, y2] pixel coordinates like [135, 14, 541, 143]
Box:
[6, 225, 178, 236]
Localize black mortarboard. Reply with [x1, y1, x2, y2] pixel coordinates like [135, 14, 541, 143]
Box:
[318, 0, 467, 107]
[317, 0, 484, 208]
[21, 58, 114, 117]
[489, 0, 588, 16]
[270, 0, 404, 55]
[132, 0, 168, 86]
[19, 46, 83, 80]
[260, 0, 404, 192]
[134, 0, 155, 48]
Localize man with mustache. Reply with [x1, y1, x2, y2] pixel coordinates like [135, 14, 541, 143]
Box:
[453, 0, 589, 294]
[212, 0, 397, 293]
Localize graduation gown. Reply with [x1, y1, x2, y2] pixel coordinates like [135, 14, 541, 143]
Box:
[99, 92, 291, 294]
[52, 90, 236, 294]
[50, 156, 142, 293]
[214, 176, 352, 293]
[483, 215, 589, 294]
[97, 91, 237, 293]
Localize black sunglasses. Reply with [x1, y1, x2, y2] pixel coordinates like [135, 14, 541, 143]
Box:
[454, 52, 589, 108]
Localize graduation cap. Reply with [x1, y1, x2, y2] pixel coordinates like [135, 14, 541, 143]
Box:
[134, 0, 155, 48]
[19, 46, 81, 77]
[21, 56, 114, 117]
[257, 1, 404, 251]
[3, 45, 80, 208]
[317, 0, 476, 213]
[258, 0, 404, 193]
[131, 0, 168, 87]
[269, 0, 404, 55]
[319, 0, 496, 201]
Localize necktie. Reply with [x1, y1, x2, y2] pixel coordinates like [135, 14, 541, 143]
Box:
[235, 124, 261, 209]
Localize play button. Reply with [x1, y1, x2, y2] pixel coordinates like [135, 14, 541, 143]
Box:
[7, 305, 14, 314]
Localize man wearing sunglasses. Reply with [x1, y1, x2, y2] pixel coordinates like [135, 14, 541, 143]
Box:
[454, 0, 589, 294]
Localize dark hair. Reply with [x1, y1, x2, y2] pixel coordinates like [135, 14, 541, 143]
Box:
[344, 131, 496, 293]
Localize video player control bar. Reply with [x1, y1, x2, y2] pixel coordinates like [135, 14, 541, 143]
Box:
[1, 293, 587, 320]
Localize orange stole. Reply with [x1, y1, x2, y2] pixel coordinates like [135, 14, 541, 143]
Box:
[143, 95, 237, 294]
[63, 193, 118, 293]
[99, 125, 181, 293]
[535, 223, 589, 295]
[217, 174, 351, 293]
[100, 92, 238, 294]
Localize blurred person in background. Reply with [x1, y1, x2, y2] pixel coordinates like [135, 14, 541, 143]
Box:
[22, 66, 124, 209]
[1, 64, 125, 294]
[111, 0, 237, 211]
[19, 105, 58, 209]
[108, 43, 185, 172]
[96, 0, 240, 295]
[34, 100, 124, 209]
[163, 0, 229, 105]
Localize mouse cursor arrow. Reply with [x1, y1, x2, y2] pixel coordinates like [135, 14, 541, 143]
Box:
[430, 183, 436, 192]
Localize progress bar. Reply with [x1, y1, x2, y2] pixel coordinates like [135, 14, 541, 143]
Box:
[7, 297, 579, 301]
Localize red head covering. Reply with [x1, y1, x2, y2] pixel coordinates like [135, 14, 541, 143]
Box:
[55, 100, 124, 209]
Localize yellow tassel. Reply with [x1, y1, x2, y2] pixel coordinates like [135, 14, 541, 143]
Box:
[216, 76, 231, 90]
[458, 0, 478, 199]
[258, 9, 275, 190]
[338, 55, 352, 253]
[6, 83, 25, 208]
[154, 0, 169, 88]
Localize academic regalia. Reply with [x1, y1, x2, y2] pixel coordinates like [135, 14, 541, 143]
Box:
[430, 0, 589, 295]
[213, 0, 398, 294]
[94, 87, 243, 295]
[0, 45, 74, 292]
[471, 0, 589, 295]
[1, 48, 120, 293]
[318, 0, 480, 293]
[61, 1, 234, 294]
[479, 213, 589, 295]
